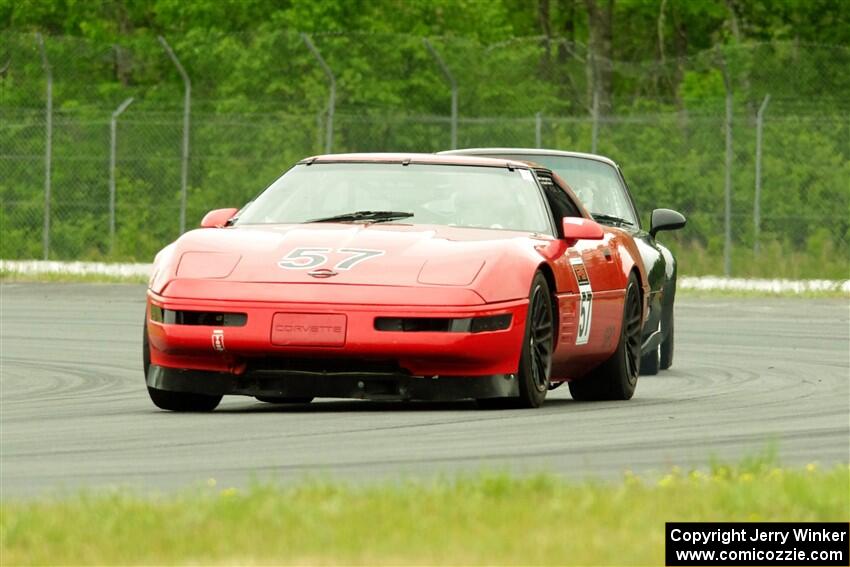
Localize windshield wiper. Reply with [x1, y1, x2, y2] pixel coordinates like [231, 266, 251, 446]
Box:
[305, 210, 414, 224]
[591, 213, 634, 227]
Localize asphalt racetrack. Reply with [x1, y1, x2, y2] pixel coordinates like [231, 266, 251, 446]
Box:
[1, 283, 848, 497]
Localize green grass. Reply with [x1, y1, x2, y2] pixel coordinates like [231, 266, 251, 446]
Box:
[2, 461, 847, 565]
[667, 240, 850, 280]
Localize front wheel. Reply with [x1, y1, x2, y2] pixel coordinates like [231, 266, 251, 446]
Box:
[569, 272, 642, 401]
[640, 347, 660, 375]
[477, 272, 554, 410]
[148, 387, 222, 412]
[517, 273, 555, 408]
[660, 316, 674, 370]
[143, 318, 222, 412]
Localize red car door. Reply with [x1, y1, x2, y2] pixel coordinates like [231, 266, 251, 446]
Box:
[536, 176, 626, 382]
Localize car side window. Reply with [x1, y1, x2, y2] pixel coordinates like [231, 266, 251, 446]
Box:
[534, 169, 582, 229]
[616, 169, 643, 230]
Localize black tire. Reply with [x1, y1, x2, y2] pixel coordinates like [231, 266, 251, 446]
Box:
[256, 396, 314, 404]
[148, 386, 222, 412]
[477, 272, 554, 410]
[660, 316, 674, 370]
[640, 347, 660, 375]
[475, 397, 515, 410]
[569, 272, 642, 401]
[142, 314, 151, 375]
[143, 317, 222, 412]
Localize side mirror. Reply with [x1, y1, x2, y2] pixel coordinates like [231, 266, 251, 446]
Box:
[562, 217, 605, 243]
[200, 208, 239, 228]
[650, 208, 686, 238]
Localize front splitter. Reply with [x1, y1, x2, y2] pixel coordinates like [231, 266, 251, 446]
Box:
[146, 364, 519, 401]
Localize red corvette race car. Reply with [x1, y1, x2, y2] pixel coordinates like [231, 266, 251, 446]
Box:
[144, 153, 684, 411]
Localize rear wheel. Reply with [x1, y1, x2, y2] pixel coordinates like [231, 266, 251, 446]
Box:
[569, 272, 642, 401]
[143, 318, 222, 412]
[478, 272, 554, 409]
[256, 396, 313, 404]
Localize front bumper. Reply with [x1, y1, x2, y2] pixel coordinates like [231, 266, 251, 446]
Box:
[146, 364, 520, 401]
[147, 287, 528, 379]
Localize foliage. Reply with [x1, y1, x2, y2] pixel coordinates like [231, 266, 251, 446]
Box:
[0, 1, 848, 277]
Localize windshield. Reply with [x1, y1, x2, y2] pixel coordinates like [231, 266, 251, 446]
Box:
[235, 162, 552, 234]
[470, 154, 638, 226]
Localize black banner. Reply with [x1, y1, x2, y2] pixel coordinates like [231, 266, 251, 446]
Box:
[666, 522, 849, 566]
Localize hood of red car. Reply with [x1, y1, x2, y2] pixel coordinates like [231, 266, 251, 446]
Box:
[163, 223, 547, 290]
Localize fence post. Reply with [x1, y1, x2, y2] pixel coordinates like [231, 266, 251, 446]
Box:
[723, 78, 734, 276]
[753, 94, 770, 255]
[591, 89, 599, 154]
[302, 34, 336, 154]
[158, 36, 191, 235]
[109, 97, 134, 255]
[423, 38, 458, 150]
[535, 112, 542, 148]
[36, 34, 52, 261]
[315, 110, 324, 153]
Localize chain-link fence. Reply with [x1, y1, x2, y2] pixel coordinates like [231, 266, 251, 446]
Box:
[1, 32, 848, 278]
